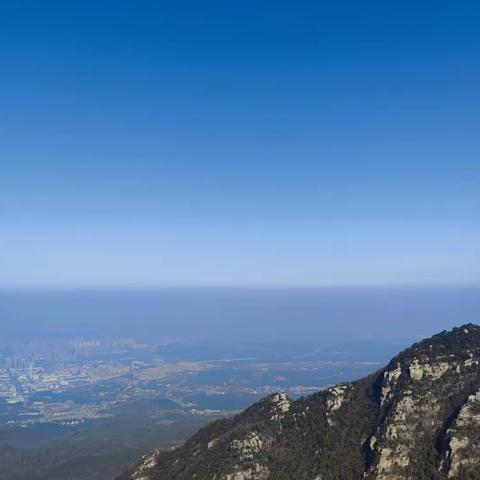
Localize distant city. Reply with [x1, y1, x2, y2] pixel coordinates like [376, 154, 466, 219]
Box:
[0, 335, 383, 431]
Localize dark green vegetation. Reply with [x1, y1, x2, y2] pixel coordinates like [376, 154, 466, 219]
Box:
[120, 325, 480, 480]
[0, 399, 214, 480]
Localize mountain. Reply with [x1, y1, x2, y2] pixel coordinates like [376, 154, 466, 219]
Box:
[118, 324, 480, 480]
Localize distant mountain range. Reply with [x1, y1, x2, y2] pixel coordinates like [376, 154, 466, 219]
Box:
[119, 324, 480, 480]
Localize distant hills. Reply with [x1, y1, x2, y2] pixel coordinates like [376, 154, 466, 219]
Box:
[120, 324, 480, 480]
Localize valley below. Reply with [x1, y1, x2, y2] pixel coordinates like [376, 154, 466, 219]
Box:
[0, 336, 387, 480]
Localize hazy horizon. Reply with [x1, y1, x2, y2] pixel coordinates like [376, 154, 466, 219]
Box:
[1, 287, 479, 345]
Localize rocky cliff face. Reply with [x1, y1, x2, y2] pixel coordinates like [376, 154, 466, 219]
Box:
[118, 324, 480, 480]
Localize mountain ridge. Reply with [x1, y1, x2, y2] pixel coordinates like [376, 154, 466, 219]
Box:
[119, 324, 480, 480]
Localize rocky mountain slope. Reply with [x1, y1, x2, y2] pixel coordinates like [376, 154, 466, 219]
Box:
[119, 324, 480, 480]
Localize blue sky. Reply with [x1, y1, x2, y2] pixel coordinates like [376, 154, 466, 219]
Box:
[1, 1, 479, 288]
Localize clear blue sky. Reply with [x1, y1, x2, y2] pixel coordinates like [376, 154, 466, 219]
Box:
[1, 1, 479, 288]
